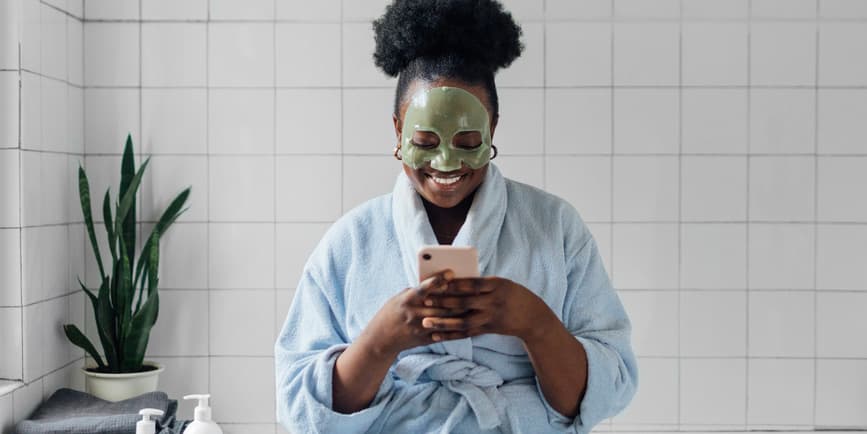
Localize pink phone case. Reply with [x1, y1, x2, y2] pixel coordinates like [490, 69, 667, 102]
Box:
[418, 245, 480, 281]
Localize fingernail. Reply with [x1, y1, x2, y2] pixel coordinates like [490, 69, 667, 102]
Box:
[424, 299, 433, 307]
[422, 318, 433, 328]
[444, 270, 454, 280]
[432, 334, 441, 341]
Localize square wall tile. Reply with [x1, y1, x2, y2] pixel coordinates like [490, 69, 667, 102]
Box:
[749, 156, 815, 222]
[276, 23, 341, 87]
[21, 227, 43, 305]
[275, 223, 329, 289]
[142, 23, 206, 87]
[147, 222, 208, 289]
[818, 292, 867, 357]
[819, 23, 867, 86]
[210, 0, 274, 20]
[498, 0, 544, 20]
[748, 359, 814, 426]
[0, 149, 20, 227]
[545, 156, 611, 222]
[40, 153, 70, 226]
[0, 0, 19, 70]
[816, 359, 867, 427]
[20, 73, 40, 150]
[681, 156, 747, 222]
[342, 156, 397, 212]
[750, 22, 816, 86]
[20, 0, 40, 73]
[276, 89, 341, 155]
[209, 156, 274, 222]
[85, 0, 139, 20]
[613, 23, 679, 86]
[342, 23, 393, 88]
[613, 89, 679, 154]
[818, 89, 867, 154]
[818, 157, 867, 222]
[817, 224, 867, 291]
[0, 72, 19, 149]
[821, 0, 867, 18]
[681, 224, 747, 290]
[275, 156, 341, 222]
[493, 156, 544, 190]
[141, 89, 207, 154]
[610, 357, 678, 425]
[341, 0, 390, 21]
[22, 301, 43, 381]
[682, 89, 748, 154]
[680, 291, 747, 357]
[209, 89, 275, 155]
[41, 78, 68, 153]
[41, 296, 70, 374]
[141, 155, 207, 223]
[749, 223, 815, 290]
[545, 89, 611, 155]
[67, 18, 83, 86]
[67, 86, 84, 155]
[20, 150, 41, 227]
[84, 23, 139, 87]
[0, 307, 22, 379]
[0, 229, 21, 306]
[682, 23, 748, 86]
[210, 357, 275, 423]
[142, 0, 208, 20]
[147, 290, 208, 356]
[613, 156, 679, 222]
[276, 0, 340, 21]
[209, 223, 275, 290]
[84, 88, 140, 155]
[341, 89, 395, 155]
[147, 356, 208, 418]
[41, 224, 69, 300]
[750, 89, 815, 154]
[619, 291, 677, 357]
[209, 23, 274, 87]
[612, 223, 679, 290]
[545, 22, 611, 86]
[680, 358, 746, 425]
[210, 289, 274, 356]
[749, 291, 815, 357]
[40, 4, 66, 82]
[495, 89, 543, 155]
[497, 23, 543, 87]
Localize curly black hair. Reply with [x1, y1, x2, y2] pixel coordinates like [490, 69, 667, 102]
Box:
[372, 0, 524, 118]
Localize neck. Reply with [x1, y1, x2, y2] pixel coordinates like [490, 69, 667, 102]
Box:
[421, 189, 477, 245]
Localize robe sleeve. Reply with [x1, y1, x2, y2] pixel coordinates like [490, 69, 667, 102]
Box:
[274, 268, 396, 434]
[537, 213, 639, 433]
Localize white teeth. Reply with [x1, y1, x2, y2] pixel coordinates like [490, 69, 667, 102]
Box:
[431, 175, 462, 185]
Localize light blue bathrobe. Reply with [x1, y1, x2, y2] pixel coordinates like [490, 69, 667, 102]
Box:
[275, 163, 638, 433]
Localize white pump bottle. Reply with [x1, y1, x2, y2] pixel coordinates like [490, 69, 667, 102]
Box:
[182, 394, 223, 434]
[136, 408, 164, 434]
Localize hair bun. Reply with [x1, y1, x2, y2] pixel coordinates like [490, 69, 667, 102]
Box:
[373, 0, 524, 77]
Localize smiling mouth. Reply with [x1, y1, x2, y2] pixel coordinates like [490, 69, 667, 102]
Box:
[425, 172, 468, 188]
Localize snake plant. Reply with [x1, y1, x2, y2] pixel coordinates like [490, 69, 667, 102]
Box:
[63, 134, 190, 373]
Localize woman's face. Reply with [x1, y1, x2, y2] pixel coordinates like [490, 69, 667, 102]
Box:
[392, 79, 498, 209]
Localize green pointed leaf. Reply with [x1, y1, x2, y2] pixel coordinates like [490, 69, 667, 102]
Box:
[63, 324, 106, 369]
[78, 165, 106, 280]
[102, 189, 117, 262]
[134, 188, 189, 291]
[114, 157, 149, 240]
[120, 134, 137, 265]
[122, 291, 158, 372]
[96, 278, 119, 371]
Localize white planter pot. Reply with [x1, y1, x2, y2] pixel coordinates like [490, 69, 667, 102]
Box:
[82, 361, 165, 402]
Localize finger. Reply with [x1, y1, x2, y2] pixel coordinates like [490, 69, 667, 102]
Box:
[412, 306, 469, 318]
[421, 311, 492, 331]
[422, 292, 497, 310]
[430, 328, 486, 342]
[443, 277, 498, 295]
[415, 269, 455, 297]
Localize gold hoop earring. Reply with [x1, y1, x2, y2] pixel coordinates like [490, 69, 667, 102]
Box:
[490, 144, 498, 160]
[393, 143, 402, 160]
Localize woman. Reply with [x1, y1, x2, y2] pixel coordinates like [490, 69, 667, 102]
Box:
[275, 1, 638, 432]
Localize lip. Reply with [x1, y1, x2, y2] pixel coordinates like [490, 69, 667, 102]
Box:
[425, 172, 468, 191]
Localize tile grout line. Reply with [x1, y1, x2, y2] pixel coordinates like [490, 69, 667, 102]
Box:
[676, 0, 683, 428]
[745, 0, 752, 426]
[812, 0, 820, 426]
[272, 0, 278, 422]
[204, 0, 212, 399]
[608, 1, 615, 427]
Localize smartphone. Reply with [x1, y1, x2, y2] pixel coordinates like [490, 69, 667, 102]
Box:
[418, 245, 480, 281]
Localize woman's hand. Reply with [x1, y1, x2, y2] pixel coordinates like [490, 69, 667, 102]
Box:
[418, 277, 553, 343]
[360, 269, 474, 359]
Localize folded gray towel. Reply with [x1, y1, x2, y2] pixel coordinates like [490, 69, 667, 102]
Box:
[14, 388, 189, 434]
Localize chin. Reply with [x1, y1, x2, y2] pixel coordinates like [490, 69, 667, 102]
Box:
[404, 163, 487, 208]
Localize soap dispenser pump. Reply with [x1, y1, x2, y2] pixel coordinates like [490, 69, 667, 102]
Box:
[136, 408, 164, 434]
[182, 394, 223, 434]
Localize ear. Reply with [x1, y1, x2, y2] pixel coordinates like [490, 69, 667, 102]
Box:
[392, 113, 402, 143]
[490, 114, 499, 140]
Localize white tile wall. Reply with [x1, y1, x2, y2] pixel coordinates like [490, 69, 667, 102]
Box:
[3, 0, 864, 432]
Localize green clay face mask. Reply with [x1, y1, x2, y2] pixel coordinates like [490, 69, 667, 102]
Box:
[401, 86, 492, 172]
